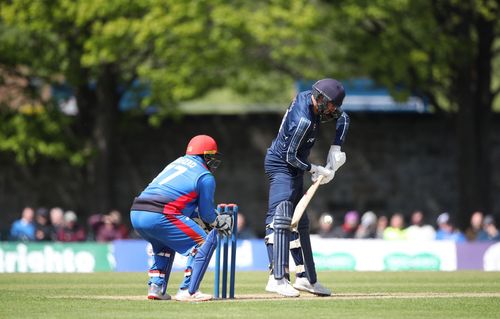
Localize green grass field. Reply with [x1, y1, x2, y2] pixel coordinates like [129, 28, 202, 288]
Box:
[1, 271, 499, 319]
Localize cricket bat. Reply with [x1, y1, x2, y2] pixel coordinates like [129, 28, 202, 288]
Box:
[291, 175, 324, 228]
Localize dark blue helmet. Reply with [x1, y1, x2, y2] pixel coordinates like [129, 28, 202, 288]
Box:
[312, 78, 345, 122]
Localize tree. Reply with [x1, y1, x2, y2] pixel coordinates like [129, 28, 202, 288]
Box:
[1, 0, 152, 212]
[330, 0, 500, 229]
[0, 0, 333, 213]
[6, 0, 495, 229]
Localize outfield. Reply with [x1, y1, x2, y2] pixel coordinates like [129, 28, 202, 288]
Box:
[1, 271, 499, 319]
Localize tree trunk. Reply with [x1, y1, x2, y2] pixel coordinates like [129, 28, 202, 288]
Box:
[90, 64, 120, 214]
[455, 16, 494, 231]
[74, 78, 97, 213]
[473, 15, 494, 218]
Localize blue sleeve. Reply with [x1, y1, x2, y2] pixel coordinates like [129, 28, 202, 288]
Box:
[435, 231, 443, 240]
[10, 221, 20, 239]
[286, 117, 312, 171]
[196, 173, 217, 224]
[333, 111, 350, 146]
[457, 232, 467, 243]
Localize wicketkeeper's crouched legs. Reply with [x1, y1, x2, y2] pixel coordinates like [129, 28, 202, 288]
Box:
[186, 229, 218, 295]
[148, 247, 176, 289]
[145, 243, 175, 300]
[131, 211, 176, 300]
[178, 251, 195, 290]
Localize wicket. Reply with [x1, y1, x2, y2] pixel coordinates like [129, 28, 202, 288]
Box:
[214, 203, 238, 299]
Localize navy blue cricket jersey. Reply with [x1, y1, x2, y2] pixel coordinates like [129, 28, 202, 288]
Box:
[266, 90, 350, 173]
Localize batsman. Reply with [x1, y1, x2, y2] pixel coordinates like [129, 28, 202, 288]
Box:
[264, 78, 349, 297]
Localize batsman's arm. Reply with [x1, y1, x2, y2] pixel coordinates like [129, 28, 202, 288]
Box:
[285, 117, 312, 171]
[326, 112, 349, 173]
[333, 111, 350, 146]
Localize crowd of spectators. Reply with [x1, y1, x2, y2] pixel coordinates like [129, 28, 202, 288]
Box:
[5, 206, 262, 243]
[317, 209, 500, 242]
[5, 206, 500, 243]
[5, 206, 131, 242]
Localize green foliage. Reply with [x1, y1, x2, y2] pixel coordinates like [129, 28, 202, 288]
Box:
[4, 0, 497, 167]
[0, 0, 342, 164]
[0, 0, 344, 106]
[0, 107, 90, 166]
[330, 0, 500, 110]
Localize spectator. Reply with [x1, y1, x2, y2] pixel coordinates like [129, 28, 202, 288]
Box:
[57, 210, 86, 242]
[34, 207, 56, 241]
[49, 207, 65, 234]
[465, 211, 488, 241]
[332, 210, 359, 238]
[94, 214, 123, 242]
[87, 213, 104, 240]
[108, 209, 129, 239]
[383, 213, 406, 240]
[9, 206, 36, 241]
[237, 212, 257, 239]
[435, 212, 466, 242]
[405, 210, 436, 241]
[355, 211, 377, 239]
[481, 215, 500, 241]
[375, 215, 388, 239]
[318, 213, 336, 238]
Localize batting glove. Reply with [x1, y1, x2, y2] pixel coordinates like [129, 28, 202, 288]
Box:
[322, 170, 335, 185]
[211, 213, 233, 237]
[309, 164, 332, 184]
[326, 145, 346, 172]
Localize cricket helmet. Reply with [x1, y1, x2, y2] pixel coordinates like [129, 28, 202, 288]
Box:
[186, 135, 221, 172]
[312, 78, 345, 122]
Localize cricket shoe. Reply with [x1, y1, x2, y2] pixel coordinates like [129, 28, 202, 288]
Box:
[265, 275, 300, 297]
[147, 283, 171, 300]
[293, 277, 331, 296]
[174, 288, 213, 302]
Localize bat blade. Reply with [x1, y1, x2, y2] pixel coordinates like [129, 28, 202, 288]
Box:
[291, 175, 324, 227]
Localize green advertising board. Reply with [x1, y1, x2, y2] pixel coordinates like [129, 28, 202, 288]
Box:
[384, 252, 441, 271]
[314, 252, 356, 271]
[0, 242, 114, 273]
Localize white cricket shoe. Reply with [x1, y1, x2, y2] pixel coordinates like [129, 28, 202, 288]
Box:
[293, 277, 331, 296]
[265, 275, 278, 292]
[265, 275, 300, 297]
[147, 283, 171, 300]
[174, 288, 213, 302]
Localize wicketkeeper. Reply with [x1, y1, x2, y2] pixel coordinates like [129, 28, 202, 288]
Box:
[264, 78, 349, 297]
[130, 135, 232, 301]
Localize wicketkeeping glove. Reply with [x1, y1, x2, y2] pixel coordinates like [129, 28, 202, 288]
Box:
[192, 217, 213, 234]
[309, 164, 333, 185]
[211, 213, 233, 237]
